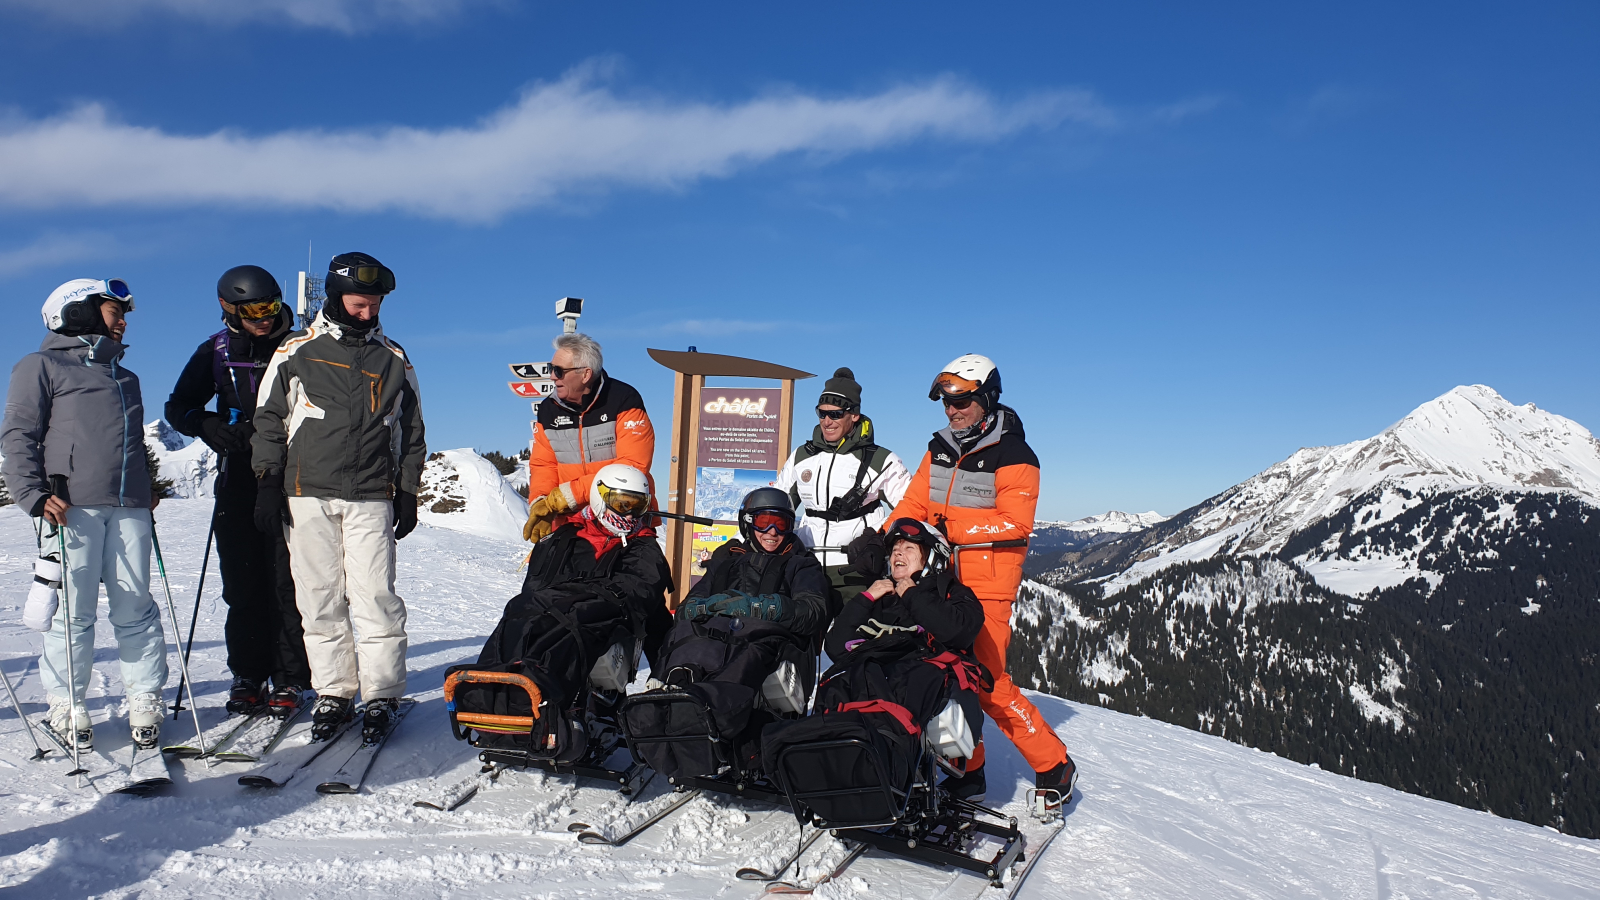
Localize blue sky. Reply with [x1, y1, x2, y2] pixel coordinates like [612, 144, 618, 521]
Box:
[1, 1, 1595, 520]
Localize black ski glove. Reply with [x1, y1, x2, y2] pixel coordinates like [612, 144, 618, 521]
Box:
[254, 471, 286, 534]
[201, 416, 256, 454]
[393, 490, 418, 540]
[846, 529, 887, 578]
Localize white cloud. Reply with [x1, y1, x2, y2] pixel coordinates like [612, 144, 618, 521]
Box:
[0, 231, 120, 277]
[0, 0, 484, 32]
[0, 65, 1126, 222]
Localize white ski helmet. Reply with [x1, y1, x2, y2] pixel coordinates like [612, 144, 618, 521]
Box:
[589, 463, 653, 539]
[41, 278, 135, 335]
[929, 353, 1001, 412]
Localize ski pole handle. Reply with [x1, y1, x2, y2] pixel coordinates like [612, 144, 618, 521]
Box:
[954, 538, 1030, 550]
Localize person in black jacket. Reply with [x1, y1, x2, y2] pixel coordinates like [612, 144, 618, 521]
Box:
[164, 266, 310, 716]
[822, 517, 989, 799]
[622, 487, 829, 780]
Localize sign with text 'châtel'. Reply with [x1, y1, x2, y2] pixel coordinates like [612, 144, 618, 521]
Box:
[696, 389, 783, 469]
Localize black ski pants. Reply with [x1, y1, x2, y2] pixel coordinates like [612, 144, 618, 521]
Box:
[213, 458, 312, 687]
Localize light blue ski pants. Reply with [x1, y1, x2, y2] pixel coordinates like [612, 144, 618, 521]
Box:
[40, 506, 169, 704]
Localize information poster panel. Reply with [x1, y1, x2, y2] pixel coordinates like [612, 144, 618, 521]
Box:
[697, 388, 782, 469]
[688, 388, 783, 579]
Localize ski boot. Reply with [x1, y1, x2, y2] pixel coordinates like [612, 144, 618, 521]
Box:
[1032, 754, 1077, 821]
[310, 695, 354, 742]
[362, 698, 400, 744]
[227, 677, 265, 715]
[267, 684, 306, 719]
[128, 692, 163, 750]
[47, 696, 93, 751]
[940, 763, 987, 803]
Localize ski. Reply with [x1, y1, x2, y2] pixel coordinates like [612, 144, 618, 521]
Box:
[574, 788, 702, 846]
[993, 813, 1065, 899]
[105, 737, 173, 795]
[215, 699, 312, 762]
[737, 826, 826, 882]
[316, 698, 416, 794]
[413, 761, 505, 811]
[237, 712, 360, 788]
[763, 840, 869, 895]
[39, 720, 171, 794]
[162, 706, 259, 759]
[563, 770, 659, 832]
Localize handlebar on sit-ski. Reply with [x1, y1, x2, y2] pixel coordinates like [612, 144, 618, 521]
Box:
[651, 510, 717, 526]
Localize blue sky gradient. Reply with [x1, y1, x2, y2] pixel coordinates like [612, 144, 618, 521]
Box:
[1, 2, 1595, 520]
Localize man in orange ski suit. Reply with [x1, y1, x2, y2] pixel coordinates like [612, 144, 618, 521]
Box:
[886, 353, 1075, 808]
[523, 332, 656, 543]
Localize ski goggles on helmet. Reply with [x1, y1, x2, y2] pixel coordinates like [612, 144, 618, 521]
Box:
[332, 263, 396, 293]
[929, 372, 982, 405]
[223, 296, 283, 321]
[93, 278, 135, 310]
[597, 483, 651, 517]
[748, 511, 792, 535]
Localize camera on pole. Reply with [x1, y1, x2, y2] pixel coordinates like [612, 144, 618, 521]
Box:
[556, 297, 584, 334]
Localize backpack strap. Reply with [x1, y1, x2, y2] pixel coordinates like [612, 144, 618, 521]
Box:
[807, 445, 889, 523]
[836, 699, 921, 736]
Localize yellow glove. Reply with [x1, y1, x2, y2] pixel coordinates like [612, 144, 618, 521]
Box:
[522, 484, 578, 542]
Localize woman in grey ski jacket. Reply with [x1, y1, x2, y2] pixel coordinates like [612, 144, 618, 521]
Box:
[0, 278, 169, 749]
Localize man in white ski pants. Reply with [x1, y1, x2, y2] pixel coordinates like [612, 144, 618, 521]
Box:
[250, 253, 425, 742]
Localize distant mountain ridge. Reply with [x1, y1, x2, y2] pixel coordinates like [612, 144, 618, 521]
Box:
[1026, 509, 1167, 575]
[1013, 384, 1600, 838]
[1049, 385, 1600, 593]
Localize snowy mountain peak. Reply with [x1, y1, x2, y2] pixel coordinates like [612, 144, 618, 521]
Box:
[1040, 510, 1168, 535]
[1075, 386, 1600, 592]
[144, 419, 187, 452]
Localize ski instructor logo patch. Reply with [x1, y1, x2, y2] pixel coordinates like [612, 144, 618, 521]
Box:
[800, 470, 813, 483]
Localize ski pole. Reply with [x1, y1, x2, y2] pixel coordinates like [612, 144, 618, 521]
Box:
[57, 525, 86, 784]
[150, 520, 211, 767]
[0, 660, 48, 761]
[172, 500, 217, 719]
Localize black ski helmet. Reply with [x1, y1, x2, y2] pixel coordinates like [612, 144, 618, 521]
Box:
[738, 486, 796, 547]
[323, 251, 395, 331]
[883, 517, 953, 578]
[216, 265, 289, 332]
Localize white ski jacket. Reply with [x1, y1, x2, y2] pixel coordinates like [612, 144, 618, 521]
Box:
[775, 416, 911, 569]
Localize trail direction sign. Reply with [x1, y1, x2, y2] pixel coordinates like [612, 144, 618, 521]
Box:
[508, 380, 557, 399]
[511, 362, 552, 380]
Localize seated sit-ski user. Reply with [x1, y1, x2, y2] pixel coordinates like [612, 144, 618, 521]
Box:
[761, 518, 991, 828]
[444, 464, 672, 765]
[621, 487, 829, 782]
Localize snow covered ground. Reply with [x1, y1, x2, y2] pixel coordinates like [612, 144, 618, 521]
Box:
[0, 500, 1596, 898]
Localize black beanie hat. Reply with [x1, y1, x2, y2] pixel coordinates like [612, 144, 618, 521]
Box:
[819, 367, 862, 410]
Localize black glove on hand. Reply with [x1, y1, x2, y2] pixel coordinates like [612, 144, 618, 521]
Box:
[393, 490, 418, 540]
[254, 472, 286, 534]
[201, 416, 256, 453]
[846, 529, 888, 578]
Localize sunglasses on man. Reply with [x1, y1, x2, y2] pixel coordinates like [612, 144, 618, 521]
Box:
[816, 407, 852, 420]
[550, 363, 591, 380]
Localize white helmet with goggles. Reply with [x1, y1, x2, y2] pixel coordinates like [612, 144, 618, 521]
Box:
[589, 463, 653, 539]
[929, 353, 1000, 412]
[42, 278, 134, 336]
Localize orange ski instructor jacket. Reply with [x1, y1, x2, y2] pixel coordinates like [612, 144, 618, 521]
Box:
[887, 405, 1069, 774]
[528, 372, 656, 509]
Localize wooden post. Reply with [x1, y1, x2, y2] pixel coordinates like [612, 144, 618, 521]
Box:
[664, 370, 692, 589]
[777, 378, 795, 462]
[668, 375, 704, 605]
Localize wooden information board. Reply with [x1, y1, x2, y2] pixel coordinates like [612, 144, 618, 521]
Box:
[649, 349, 813, 602]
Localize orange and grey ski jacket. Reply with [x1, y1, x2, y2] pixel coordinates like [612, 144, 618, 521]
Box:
[887, 406, 1038, 602]
[528, 372, 655, 508]
[250, 311, 426, 500]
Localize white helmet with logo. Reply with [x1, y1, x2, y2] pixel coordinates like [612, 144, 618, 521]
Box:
[929, 353, 1001, 412]
[41, 278, 135, 335]
[589, 463, 653, 539]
